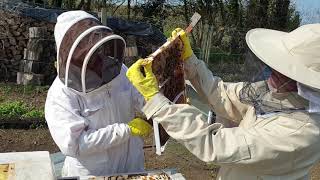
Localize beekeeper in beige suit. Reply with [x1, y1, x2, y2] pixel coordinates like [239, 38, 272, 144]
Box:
[126, 24, 320, 180]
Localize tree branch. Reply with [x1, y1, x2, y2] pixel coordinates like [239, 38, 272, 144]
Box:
[112, 0, 126, 15]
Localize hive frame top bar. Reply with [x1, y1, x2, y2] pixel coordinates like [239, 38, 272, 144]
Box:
[186, 12, 201, 33]
[146, 12, 201, 62]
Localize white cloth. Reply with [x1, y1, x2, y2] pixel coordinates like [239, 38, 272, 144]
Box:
[54, 11, 98, 51]
[298, 82, 320, 113]
[45, 65, 146, 176]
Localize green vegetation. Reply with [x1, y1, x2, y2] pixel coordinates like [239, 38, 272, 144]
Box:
[0, 101, 28, 119]
[0, 83, 48, 121]
[40, 0, 301, 54]
[0, 83, 49, 96]
[0, 101, 44, 119]
[22, 109, 45, 119]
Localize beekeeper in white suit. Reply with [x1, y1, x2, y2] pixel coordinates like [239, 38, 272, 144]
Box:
[45, 11, 152, 177]
[126, 24, 320, 179]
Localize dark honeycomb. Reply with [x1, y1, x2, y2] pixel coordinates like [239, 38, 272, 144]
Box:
[148, 37, 186, 146]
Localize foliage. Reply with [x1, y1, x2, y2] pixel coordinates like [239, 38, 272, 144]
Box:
[0, 101, 44, 119]
[245, 0, 299, 31]
[38, 0, 301, 58]
[0, 83, 49, 96]
[181, 0, 301, 54]
[45, 0, 129, 11]
[0, 83, 47, 120]
[35, 0, 301, 67]
[21, 109, 45, 119]
[133, 0, 168, 30]
[0, 101, 28, 118]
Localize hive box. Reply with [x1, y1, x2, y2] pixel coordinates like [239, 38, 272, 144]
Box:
[0, 151, 55, 180]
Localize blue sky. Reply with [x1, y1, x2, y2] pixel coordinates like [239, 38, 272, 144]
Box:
[294, 0, 320, 24]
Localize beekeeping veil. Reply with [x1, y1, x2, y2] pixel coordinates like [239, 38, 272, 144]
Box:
[54, 11, 126, 94]
[239, 24, 320, 115]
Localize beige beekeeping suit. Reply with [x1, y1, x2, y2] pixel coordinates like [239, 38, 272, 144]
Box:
[142, 54, 320, 180]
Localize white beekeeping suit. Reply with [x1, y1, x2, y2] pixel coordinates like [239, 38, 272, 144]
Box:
[45, 11, 145, 177]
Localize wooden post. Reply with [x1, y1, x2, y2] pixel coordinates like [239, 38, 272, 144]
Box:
[124, 35, 138, 67]
[100, 8, 107, 25]
[124, 35, 138, 57]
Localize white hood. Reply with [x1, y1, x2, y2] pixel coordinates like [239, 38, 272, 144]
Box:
[54, 10, 126, 94]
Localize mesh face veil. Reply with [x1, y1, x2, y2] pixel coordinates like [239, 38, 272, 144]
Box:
[239, 50, 304, 115]
[239, 50, 270, 106]
[57, 18, 126, 94]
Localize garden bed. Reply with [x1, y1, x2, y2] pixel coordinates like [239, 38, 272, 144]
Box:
[0, 117, 46, 129]
[0, 83, 47, 129]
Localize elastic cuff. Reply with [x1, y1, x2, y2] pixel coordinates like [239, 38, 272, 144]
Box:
[125, 124, 132, 134]
[142, 93, 171, 119]
[122, 124, 132, 137]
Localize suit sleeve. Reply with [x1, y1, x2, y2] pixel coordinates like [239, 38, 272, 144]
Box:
[142, 94, 308, 175]
[142, 94, 251, 163]
[184, 54, 250, 123]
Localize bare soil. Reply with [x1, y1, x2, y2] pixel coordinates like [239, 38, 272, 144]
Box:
[0, 129, 59, 153]
[0, 128, 217, 179]
[1, 128, 320, 180]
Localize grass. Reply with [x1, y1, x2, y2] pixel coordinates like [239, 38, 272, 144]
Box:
[0, 83, 49, 96]
[0, 83, 48, 121]
[21, 109, 45, 119]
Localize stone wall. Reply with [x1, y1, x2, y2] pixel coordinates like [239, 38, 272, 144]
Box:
[0, 9, 56, 84]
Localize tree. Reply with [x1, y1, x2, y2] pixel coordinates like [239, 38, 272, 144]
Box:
[131, 0, 167, 30]
[227, 0, 244, 27]
[127, 0, 131, 20]
[180, 0, 300, 54]
[245, 0, 300, 31]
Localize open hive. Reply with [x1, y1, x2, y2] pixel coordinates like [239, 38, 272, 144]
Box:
[89, 172, 171, 180]
[146, 36, 186, 147]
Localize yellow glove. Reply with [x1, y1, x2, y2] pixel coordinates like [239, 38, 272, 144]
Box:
[171, 28, 193, 61]
[126, 59, 159, 101]
[128, 118, 152, 137]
